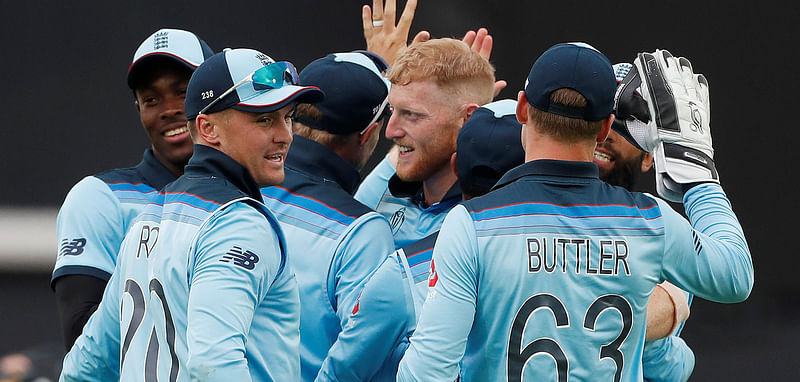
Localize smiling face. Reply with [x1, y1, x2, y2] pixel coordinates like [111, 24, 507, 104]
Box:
[212, 106, 294, 186]
[594, 128, 653, 189]
[134, 65, 194, 176]
[385, 80, 462, 183]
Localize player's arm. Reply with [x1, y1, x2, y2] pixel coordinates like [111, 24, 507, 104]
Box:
[53, 176, 124, 349]
[185, 205, 278, 382]
[315, 214, 401, 381]
[319, 250, 414, 381]
[645, 281, 690, 340]
[618, 51, 754, 301]
[60, 265, 123, 382]
[354, 156, 395, 210]
[658, 184, 753, 302]
[642, 335, 695, 382]
[397, 205, 478, 381]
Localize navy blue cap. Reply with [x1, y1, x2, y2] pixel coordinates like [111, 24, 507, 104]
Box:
[185, 48, 324, 120]
[127, 28, 214, 89]
[524, 42, 616, 121]
[297, 52, 391, 134]
[457, 99, 525, 196]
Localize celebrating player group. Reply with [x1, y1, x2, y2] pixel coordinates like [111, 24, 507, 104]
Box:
[52, 0, 753, 381]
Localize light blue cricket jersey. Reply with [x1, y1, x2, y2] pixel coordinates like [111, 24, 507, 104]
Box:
[398, 160, 753, 382]
[261, 136, 396, 382]
[355, 156, 462, 248]
[52, 149, 177, 284]
[61, 145, 300, 382]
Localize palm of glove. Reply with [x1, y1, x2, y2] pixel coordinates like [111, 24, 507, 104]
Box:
[618, 49, 719, 202]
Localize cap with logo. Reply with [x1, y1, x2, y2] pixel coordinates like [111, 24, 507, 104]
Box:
[524, 42, 616, 121]
[457, 99, 525, 197]
[185, 48, 324, 120]
[296, 51, 391, 135]
[127, 28, 214, 89]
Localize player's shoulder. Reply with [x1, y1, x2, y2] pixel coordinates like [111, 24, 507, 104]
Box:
[263, 168, 373, 222]
[94, 166, 155, 191]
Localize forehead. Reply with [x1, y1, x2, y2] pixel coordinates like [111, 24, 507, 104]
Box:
[134, 66, 192, 94]
[388, 79, 455, 112]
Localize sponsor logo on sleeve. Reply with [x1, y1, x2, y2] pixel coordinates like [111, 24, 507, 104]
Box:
[220, 246, 260, 270]
[59, 238, 87, 256]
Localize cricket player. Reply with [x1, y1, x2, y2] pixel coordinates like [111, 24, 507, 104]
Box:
[60, 48, 323, 381]
[397, 43, 753, 381]
[351, 99, 525, 380]
[354, 38, 496, 248]
[259, 51, 399, 381]
[52, 28, 213, 349]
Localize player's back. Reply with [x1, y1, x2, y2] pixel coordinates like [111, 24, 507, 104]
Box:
[459, 162, 666, 381]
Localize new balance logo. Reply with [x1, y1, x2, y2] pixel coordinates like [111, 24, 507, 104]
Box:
[153, 31, 169, 50]
[220, 246, 259, 270]
[59, 238, 87, 256]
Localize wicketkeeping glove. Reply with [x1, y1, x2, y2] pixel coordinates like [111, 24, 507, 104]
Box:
[616, 50, 718, 202]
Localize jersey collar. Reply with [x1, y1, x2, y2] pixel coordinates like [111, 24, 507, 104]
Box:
[184, 144, 263, 202]
[136, 148, 179, 189]
[284, 135, 362, 195]
[493, 159, 600, 191]
[388, 175, 462, 210]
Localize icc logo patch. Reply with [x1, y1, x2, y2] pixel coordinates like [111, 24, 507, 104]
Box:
[390, 207, 406, 234]
[220, 246, 260, 270]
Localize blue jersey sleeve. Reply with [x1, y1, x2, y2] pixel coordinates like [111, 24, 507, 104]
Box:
[659, 183, 754, 303]
[397, 205, 477, 381]
[316, 213, 400, 381]
[642, 336, 695, 382]
[322, 251, 415, 382]
[53, 176, 124, 282]
[59, 265, 122, 381]
[185, 204, 283, 382]
[354, 156, 394, 210]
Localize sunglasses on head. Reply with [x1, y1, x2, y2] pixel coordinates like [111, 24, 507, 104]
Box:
[199, 61, 300, 115]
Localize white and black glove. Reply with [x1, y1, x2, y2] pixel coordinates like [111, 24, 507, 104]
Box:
[615, 50, 718, 202]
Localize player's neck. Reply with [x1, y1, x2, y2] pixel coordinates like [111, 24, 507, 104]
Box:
[422, 164, 458, 207]
[523, 130, 596, 163]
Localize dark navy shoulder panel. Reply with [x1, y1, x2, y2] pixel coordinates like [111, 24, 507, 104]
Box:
[164, 175, 250, 207]
[402, 231, 439, 259]
[95, 166, 147, 186]
[277, 167, 373, 219]
[464, 177, 660, 214]
[94, 149, 177, 190]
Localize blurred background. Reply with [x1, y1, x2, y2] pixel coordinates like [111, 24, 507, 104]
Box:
[1, 1, 796, 380]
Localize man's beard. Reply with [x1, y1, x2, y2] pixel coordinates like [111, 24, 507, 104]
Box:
[599, 154, 645, 191]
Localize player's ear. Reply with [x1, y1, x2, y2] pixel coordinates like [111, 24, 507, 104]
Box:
[460, 103, 480, 125]
[641, 152, 654, 172]
[196, 114, 220, 145]
[597, 114, 613, 143]
[359, 122, 380, 146]
[516, 91, 529, 125]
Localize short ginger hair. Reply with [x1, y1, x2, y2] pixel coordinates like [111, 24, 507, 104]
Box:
[389, 38, 495, 106]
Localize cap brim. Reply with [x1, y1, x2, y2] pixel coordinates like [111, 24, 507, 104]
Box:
[233, 85, 324, 114]
[127, 52, 200, 89]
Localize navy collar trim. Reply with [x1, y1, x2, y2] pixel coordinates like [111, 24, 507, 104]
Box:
[184, 145, 263, 202]
[388, 175, 462, 209]
[136, 149, 179, 189]
[493, 159, 600, 190]
[284, 135, 362, 195]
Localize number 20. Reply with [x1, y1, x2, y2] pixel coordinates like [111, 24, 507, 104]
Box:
[507, 294, 633, 382]
[121, 278, 179, 381]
